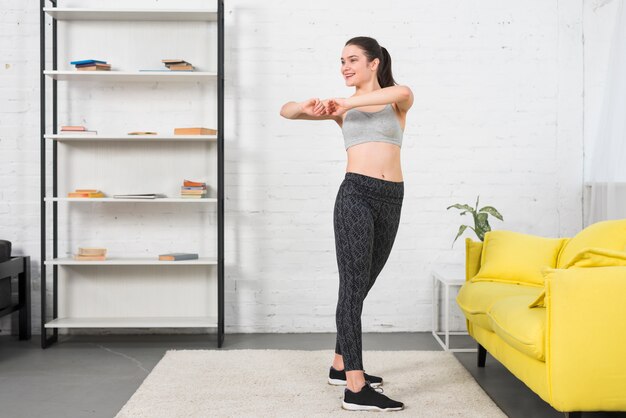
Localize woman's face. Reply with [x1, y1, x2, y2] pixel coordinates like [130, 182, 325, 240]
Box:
[341, 45, 379, 87]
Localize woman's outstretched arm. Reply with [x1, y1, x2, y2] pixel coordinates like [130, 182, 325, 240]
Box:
[280, 101, 305, 119]
[333, 85, 413, 114]
[280, 98, 338, 120]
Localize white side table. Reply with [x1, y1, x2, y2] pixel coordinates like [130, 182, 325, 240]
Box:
[431, 268, 477, 352]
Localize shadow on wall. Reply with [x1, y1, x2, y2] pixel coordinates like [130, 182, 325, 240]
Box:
[226, 3, 274, 332]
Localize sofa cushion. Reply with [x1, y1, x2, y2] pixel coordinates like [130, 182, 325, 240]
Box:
[527, 247, 626, 309]
[557, 219, 626, 268]
[528, 289, 546, 308]
[470, 230, 567, 286]
[488, 294, 546, 361]
[456, 281, 542, 331]
[564, 247, 626, 268]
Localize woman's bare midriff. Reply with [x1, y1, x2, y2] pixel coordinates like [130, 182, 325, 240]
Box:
[346, 142, 403, 182]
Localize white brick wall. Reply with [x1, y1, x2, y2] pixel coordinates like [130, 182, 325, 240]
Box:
[0, 0, 612, 336]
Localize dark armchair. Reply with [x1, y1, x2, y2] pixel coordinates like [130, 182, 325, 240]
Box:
[0, 239, 31, 339]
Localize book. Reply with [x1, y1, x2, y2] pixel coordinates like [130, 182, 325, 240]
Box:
[158, 253, 199, 261]
[181, 189, 206, 195]
[78, 247, 107, 256]
[70, 59, 107, 65]
[161, 59, 194, 71]
[182, 186, 207, 190]
[181, 195, 206, 199]
[113, 193, 166, 199]
[77, 67, 111, 71]
[68, 191, 105, 198]
[76, 62, 110, 68]
[174, 127, 217, 135]
[162, 59, 190, 65]
[168, 64, 194, 71]
[76, 64, 111, 71]
[60, 125, 98, 135]
[183, 179, 206, 187]
[60, 125, 86, 131]
[74, 254, 107, 261]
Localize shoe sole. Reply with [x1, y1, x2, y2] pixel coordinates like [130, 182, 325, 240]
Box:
[328, 378, 382, 387]
[342, 401, 403, 411]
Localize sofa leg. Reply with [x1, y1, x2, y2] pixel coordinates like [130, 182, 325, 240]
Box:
[564, 412, 582, 418]
[477, 343, 486, 367]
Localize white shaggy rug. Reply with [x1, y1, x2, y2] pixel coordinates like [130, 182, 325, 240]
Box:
[115, 349, 505, 417]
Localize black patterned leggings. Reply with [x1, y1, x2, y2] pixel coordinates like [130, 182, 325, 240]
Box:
[334, 171, 404, 371]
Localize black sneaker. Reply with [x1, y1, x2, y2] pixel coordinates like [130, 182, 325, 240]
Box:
[342, 381, 404, 411]
[328, 366, 383, 387]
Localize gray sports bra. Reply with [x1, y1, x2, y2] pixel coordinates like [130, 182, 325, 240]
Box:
[341, 103, 403, 150]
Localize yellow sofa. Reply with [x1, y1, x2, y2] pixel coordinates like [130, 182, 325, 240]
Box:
[456, 219, 626, 417]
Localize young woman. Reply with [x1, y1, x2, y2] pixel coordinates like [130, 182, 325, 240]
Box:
[280, 36, 413, 412]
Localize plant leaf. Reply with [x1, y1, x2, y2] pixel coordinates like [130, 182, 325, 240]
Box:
[475, 211, 493, 241]
[478, 206, 503, 221]
[451, 224, 469, 247]
[476, 212, 489, 229]
[446, 203, 474, 212]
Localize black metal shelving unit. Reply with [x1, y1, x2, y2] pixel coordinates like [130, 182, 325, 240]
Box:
[39, 0, 225, 349]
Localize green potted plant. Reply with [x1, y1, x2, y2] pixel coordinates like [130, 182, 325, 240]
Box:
[447, 195, 503, 247]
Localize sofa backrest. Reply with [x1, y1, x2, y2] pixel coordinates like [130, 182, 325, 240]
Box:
[557, 219, 626, 268]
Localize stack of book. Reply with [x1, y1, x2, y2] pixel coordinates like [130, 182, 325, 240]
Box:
[181, 179, 207, 199]
[60, 125, 98, 135]
[68, 189, 105, 198]
[70, 59, 111, 71]
[174, 127, 217, 135]
[74, 247, 107, 261]
[162, 59, 194, 71]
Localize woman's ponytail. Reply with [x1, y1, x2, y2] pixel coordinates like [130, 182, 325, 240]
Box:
[378, 46, 397, 88]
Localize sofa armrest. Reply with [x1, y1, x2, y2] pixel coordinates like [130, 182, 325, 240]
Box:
[464, 237, 483, 281]
[545, 266, 626, 411]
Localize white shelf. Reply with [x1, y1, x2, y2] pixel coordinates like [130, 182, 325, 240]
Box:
[45, 257, 218, 266]
[44, 197, 216, 203]
[44, 316, 218, 328]
[43, 8, 218, 22]
[44, 70, 217, 82]
[45, 134, 218, 142]
[40, 3, 224, 344]
[431, 267, 467, 286]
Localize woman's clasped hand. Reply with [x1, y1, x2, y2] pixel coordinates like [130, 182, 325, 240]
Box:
[301, 97, 349, 117]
